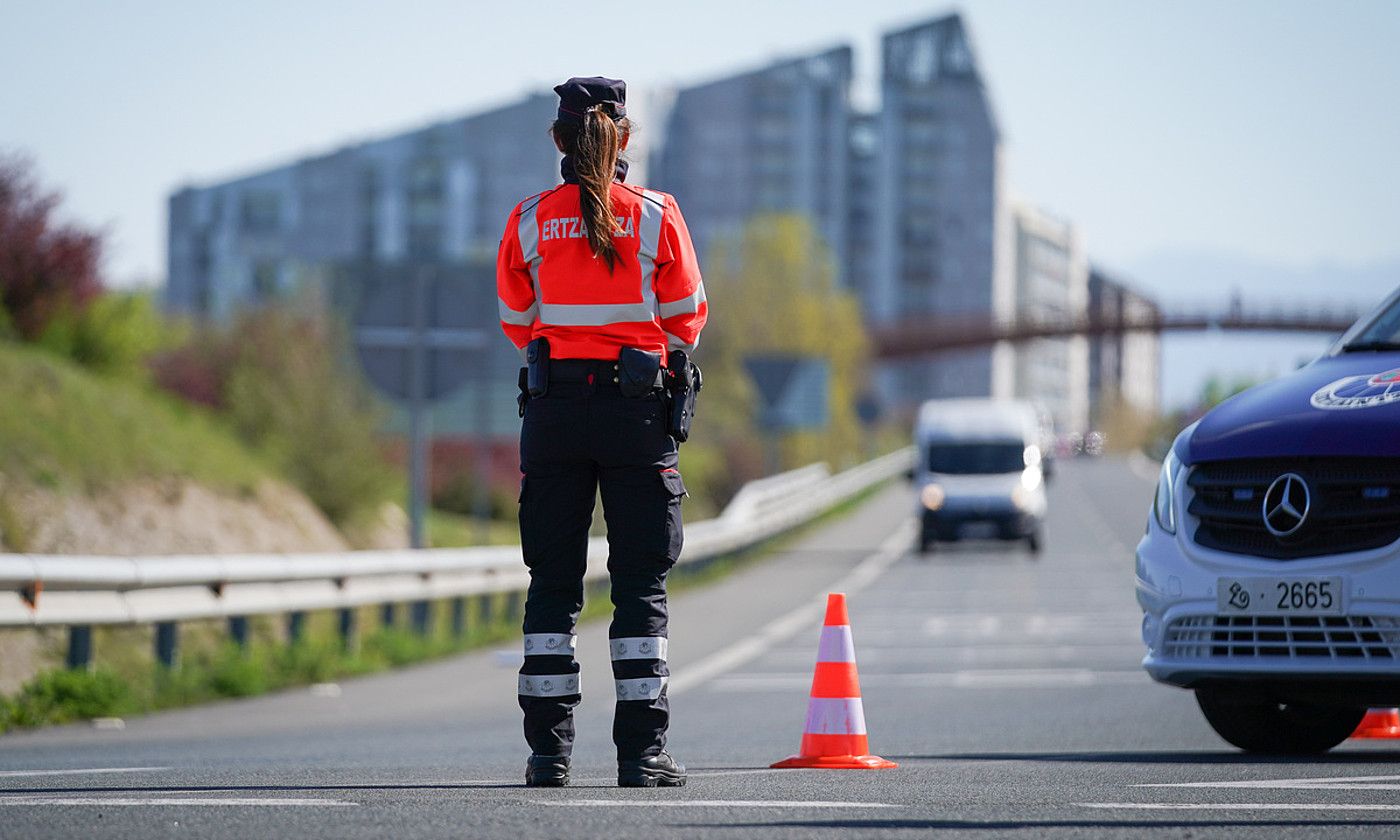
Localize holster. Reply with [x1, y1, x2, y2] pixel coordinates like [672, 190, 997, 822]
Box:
[618, 347, 663, 398]
[517, 367, 530, 418]
[663, 350, 703, 443]
[526, 337, 550, 398]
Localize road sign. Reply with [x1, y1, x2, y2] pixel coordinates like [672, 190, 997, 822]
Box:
[353, 266, 489, 549]
[744, 355, 830, 431]
[353, 268, 487, 403]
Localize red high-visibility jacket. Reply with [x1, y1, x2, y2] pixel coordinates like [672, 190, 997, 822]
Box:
[497, 183, 707, 363]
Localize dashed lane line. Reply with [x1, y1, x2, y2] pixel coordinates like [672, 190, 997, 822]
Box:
[1079, 802, 1400, 812]
[0, 796, 356, 807]
[668, 520, 914, 696]
[538, 800, 901, 809]
[0, 767, 168, 778]
[1137, 774, 1400, 791]
[709, 668, 1148, 691]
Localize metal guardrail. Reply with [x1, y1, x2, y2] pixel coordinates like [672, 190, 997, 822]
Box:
[0, 449, 914, 667]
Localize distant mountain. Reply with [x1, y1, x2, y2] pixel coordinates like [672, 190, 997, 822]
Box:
[1112, 251, 1399, 411]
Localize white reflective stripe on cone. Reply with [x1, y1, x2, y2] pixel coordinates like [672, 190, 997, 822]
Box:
[523, 634, 577, 656]
[519, 674, 580, 697]
[804, 697, 868, 735]
[816, 625, 856, 663]
[610, 637, 668, 661]
[615, 676, 668, 701]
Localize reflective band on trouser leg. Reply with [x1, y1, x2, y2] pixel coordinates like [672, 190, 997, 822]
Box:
[810, 662, 861, 698]
[615, 676, 667, 701]
[523, 633, 577, 656]
[816, 625, 855, 663]
[610, 637, 668, 661]
[519, 674, 580, 697]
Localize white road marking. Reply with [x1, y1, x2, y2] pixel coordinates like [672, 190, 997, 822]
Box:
[1080, 802, 1400, 812]
[709, 669, 1148, 691]
[1137, 773, 1400, 791]
[539, 800, 900, 808]
[668, 520, 913, 696]
[1128, 451, 1162, 482]
[0, 767, 167, 778]
[0, 796, 356, 807]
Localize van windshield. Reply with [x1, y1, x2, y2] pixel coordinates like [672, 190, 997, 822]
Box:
[927, 442, 1024, 475]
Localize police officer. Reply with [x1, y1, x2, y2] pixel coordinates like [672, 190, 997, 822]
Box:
[496, 76, 707, 788]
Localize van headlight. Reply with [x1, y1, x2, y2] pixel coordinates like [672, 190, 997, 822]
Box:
[1153, 450, 1183, 534]
[921, 483, 946, 511]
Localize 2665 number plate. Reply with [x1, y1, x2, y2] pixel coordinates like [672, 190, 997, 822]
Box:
[1217, 577, 1345, 616]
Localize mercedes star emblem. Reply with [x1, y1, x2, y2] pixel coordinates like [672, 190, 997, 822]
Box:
[1262, 473, 1311, 538]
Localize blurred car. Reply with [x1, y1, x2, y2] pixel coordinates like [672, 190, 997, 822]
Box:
[1138, 285, 1400, 754]
[913, 398, 1046, 555]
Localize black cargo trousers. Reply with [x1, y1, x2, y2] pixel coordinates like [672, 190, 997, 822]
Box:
[517, 359, 685, 760]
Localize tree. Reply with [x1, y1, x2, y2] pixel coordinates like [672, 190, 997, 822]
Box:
[0, 155, 104, 340]
[693, 214, 869, 490]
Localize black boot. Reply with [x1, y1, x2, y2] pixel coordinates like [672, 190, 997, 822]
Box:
[618, 752, 686, 788]
[525, 754, 570, 787]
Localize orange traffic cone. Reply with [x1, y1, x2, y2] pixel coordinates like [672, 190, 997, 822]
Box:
[771, 593, 897, 770]
[1353, 708, 1400, 738]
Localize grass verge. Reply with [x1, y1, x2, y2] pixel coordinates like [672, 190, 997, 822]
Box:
[0, 341, 269, 494]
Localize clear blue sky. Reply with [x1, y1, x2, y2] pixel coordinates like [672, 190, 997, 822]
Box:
[3, 1, 1398, 405]
[3, 0, 1396, 284]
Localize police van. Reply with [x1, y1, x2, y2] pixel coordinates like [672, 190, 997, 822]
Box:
[913, 398, 1047, 555]
[1139, 286, 1400, 753]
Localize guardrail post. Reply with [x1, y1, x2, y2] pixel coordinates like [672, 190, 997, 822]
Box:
[338, 608, 358, 653]
[155, 622, 179, 669]
[450, 597, 466, 638]
[380, 603, 397, 629]
[410, 600, 432, 637]
[286, 611, 306, 644]
[505, 590, 524, 623]
[477, 593, 494, 630]
[228, 616, 249, 649]
[67, 625, 93, 671]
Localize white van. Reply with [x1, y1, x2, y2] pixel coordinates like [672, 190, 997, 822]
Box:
[913, 398, 1048, 555]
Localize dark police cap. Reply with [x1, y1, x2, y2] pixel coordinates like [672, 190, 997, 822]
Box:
[553, 76, 627, 123]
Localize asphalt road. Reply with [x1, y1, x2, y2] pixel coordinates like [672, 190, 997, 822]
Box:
[4, 457, 1400, 839]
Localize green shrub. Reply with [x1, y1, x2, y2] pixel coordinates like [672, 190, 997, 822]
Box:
[154, 309, 397, 526]
[1, 669, 131, 728]
[36, 292, 181, 382]
[206, 649, 270, 697]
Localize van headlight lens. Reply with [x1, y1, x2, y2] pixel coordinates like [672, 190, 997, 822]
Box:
[1153, 450, 1183, 534]
[921, 483, 946, 511]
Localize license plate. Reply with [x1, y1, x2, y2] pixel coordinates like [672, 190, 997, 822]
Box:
[1217, 577, 1345, 616]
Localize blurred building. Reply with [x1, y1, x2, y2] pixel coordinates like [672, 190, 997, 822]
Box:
[1009, 205, 1089, 434]
[649, 47, 853, 276]
[1088, 267, 1162, 428]
[165, 93, 560, 440]
[868, 14, 1015, 407]
[166, 10, 1158, 444]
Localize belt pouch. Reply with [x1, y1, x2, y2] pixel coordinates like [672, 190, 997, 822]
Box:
[618, 347, 662, 398]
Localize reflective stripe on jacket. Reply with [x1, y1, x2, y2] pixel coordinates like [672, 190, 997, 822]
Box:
[496, 183, 707, 362]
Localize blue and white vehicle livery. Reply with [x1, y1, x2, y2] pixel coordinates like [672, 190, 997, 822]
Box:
[1138, 286, 1400, 754]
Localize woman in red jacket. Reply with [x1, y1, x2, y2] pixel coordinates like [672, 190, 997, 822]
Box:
[497, 76, 706, 788]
